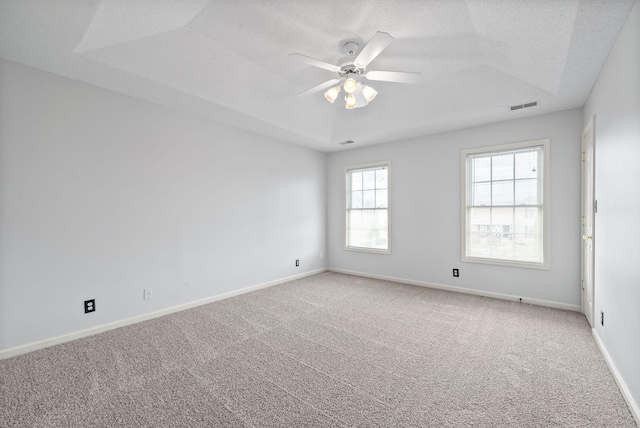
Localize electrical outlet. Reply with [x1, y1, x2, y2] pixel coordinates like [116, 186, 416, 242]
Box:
[84, 299, 95, 314]
[452, 268, 459, 277]
[144, 288, 152, 300]
[295, 259, 299, 267]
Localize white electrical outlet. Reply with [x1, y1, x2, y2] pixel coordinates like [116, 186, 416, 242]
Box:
[143, 288, 152, 300]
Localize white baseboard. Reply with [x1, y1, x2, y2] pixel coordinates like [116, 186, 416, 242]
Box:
[0, 268, 327, 360]
[328, 267, 581, 312]
[592, 329, 640, 425]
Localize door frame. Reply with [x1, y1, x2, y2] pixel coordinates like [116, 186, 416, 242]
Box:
[581, 116, 596, 327]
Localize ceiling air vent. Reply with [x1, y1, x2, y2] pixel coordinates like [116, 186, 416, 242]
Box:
[339, 140, 355, 145]
[510, 101, 538, 111]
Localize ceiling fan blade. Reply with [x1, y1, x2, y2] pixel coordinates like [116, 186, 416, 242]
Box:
[353, 84, 369, 108]
[354, 31, 393, 68]
[289, 53, 340, 72]
[298, 78, 342, 96]
[365, 70, 422, 84]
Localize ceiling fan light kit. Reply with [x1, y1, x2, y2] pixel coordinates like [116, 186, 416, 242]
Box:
[362, 85, 377, 102]
[324, 86, 341, 103]
[345, 93, 357, 109]
[343, 77, 357, 94]
[290, 31, 422, 110]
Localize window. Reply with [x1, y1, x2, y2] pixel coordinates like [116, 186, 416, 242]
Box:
[345, 161, 390, 253]
[461, 139, 550, 269]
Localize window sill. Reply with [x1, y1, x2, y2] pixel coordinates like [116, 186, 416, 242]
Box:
[345, 246, 391, 255]
[462, 256, 549, 270]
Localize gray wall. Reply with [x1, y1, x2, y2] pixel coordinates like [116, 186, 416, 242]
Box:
[584, 0, 640, 411]
[0, 59, 327, 351]
[328, 108, 583, 307]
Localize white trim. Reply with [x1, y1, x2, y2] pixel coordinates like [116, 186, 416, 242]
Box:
[328, 267, 580, 312]
[0, 268, 327, 360]
[343, 246, 391, 255]
[461, 256, 549, 270]
[582, 115, 595, 139]
[592, 329, 640, 425]
[461, 138, 551, 270]
[581, 116, 596, 327]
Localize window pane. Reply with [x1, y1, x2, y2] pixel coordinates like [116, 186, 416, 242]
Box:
[347, 210, 363, 247]
[351, 191, 362, 209]
[472, 182, 491, 206]
[513, 207, 543, 262]
[376, 169, 387, 189]
[466, 206, 491, 258]
[467, 205, 490, 237]
[466, 206, 543, 263]
[492, 154, 513, 180]
[492, 181, 513, 205]
[376, 189, 388, 208]
[515, 179, 538, 205]
[469, 207, 511, 259]
[515, 151, 538, 179]
[490, 207, 514, 259]
[362, 170, 376, 190]
[373, 210, 388, 249]
[347, 209, 388, 249]
[351, 172, 363, 191]
[472, 156, 491, 182]
[362, 190, 375, 208]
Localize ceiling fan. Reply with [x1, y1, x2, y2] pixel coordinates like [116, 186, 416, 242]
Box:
[290, 32, 422, 109]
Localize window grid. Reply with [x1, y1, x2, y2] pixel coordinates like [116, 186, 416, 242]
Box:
[462, 141, 549, 269]
[345, 162, 390, 253]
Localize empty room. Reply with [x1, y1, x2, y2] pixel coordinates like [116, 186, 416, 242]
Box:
[1, 0, 639, 426]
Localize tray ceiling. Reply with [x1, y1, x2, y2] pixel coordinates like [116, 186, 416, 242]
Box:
[0, 0, 634, 152]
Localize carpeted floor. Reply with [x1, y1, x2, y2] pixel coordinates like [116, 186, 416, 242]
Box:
[0, 272, 636, 427]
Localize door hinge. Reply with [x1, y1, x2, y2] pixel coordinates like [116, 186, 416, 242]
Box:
[594, 200, 598, 213]
[582, 152, 585, 161]
[581, 280, 585, 290]
[581, 215, 585, 226]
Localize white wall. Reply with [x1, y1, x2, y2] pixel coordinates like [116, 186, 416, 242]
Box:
[0, 59, 327, 352]
[583, 0, 640, 412]
[328, 108, 583, 308]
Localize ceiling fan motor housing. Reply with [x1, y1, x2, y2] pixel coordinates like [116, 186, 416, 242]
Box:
[338, 63, 364, 78]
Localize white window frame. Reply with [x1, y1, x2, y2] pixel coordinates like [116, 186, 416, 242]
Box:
[461, 139, 550, 270]
[344, 161, 391, 254]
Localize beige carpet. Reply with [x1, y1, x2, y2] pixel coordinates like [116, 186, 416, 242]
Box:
[0, 272, 636, 427]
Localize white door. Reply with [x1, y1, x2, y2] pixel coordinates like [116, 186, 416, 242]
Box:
[581, 117, 595, 327]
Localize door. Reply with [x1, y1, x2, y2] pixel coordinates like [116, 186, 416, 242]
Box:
[581, 117, 595, 327]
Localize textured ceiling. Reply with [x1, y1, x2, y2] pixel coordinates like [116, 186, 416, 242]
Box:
[0, 0, 635, 152]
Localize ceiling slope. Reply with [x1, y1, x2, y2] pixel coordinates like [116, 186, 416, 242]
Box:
[0, 0, 634, 152]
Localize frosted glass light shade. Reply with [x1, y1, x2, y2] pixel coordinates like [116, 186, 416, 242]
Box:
[324, 86, 340, 103]
[362, 85, 377, 102]
[343, 77, 357, 94]
[345, 93, 357, 109]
